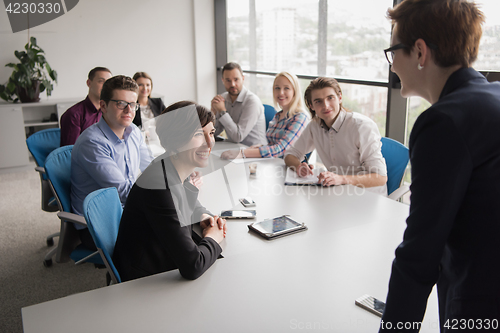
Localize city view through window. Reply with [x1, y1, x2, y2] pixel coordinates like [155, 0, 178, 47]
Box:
[227, 0, 500, 141]
[227, 0, 392, 135]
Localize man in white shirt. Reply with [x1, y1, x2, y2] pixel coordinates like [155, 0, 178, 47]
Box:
[284, 77, 387, 195]
[211, 62, 267, 146]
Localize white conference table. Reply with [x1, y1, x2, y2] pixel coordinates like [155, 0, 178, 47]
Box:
[22, 142, 440, 333]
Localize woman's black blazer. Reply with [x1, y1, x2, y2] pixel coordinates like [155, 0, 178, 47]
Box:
[132, 97, 166, 128]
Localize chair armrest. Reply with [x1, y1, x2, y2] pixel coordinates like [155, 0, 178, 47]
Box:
[57, 211, 87, 227]
[388, 184, 410, 201]
[35, 166, 45, 174]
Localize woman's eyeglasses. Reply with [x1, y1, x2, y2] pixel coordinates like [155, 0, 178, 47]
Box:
[384, 43, 408, 65]
[384, 41, 438, 65]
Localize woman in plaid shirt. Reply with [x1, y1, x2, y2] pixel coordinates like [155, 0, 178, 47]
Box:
[221, 72, 309, 159]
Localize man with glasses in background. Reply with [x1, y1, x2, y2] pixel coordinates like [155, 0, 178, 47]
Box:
[71, 75, 153, 250]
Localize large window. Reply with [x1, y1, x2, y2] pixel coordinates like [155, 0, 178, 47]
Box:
[226, 0, 393, 136]
[220, 0, 500, 196]
[474, 0, 500, 72]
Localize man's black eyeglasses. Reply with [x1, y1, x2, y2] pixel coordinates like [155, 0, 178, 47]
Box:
[110, 100, 139, 111]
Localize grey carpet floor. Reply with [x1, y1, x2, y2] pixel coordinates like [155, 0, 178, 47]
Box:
[0, 168, 106, 333]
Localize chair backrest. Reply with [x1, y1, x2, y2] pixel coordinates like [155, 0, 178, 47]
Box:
[26, 128, 61, 180]
[44, 145, 73, 212]
[83, 187, 123, 283]
[44, 145, 101, 264]
[380, 137, 409, 196]
[263, 104, 277, 130]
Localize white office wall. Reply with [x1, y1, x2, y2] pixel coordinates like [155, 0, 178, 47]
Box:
[0, 0, 217, 107]
[193, 0, 217, 106]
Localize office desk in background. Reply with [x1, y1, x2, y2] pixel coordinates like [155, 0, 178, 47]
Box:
[22, 142, 440, 333]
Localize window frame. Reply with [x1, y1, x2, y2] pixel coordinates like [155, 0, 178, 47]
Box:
[215, 0, 499, 146]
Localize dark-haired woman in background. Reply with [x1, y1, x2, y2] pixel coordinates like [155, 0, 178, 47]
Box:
[113, 101, 226, 282]
[132, 72, 166, 129]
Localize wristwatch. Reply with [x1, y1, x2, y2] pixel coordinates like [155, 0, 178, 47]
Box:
[219, 110, 227, 117]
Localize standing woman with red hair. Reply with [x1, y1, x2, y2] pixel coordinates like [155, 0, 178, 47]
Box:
[380, 0, 500, 331]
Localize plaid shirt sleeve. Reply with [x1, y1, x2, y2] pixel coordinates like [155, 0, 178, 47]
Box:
[259, 112, 309, 158]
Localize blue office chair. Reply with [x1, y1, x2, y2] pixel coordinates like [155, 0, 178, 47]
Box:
[263, 104, 277, 130]
[380, 137, 410, 200]
[26, 128, 61, 247]
[43, 146, 102, 267]
[83, 188, 123, 284]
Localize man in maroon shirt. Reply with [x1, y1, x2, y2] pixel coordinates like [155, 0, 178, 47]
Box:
[60, 67, 112, 146]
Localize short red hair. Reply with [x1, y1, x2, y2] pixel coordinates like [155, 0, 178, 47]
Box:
[388, 0, 485, 68]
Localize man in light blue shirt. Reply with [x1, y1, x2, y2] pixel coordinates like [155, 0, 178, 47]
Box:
[71, 75, 153, 249]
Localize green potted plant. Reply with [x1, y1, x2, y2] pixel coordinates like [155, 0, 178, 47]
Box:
[0, 37, 57, 103]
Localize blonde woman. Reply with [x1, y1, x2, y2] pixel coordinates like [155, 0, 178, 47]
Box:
[220, 72, 309, 159]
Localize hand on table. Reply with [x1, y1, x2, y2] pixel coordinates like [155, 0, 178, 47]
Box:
[295, 162, 314, 177]
[317, 171, 345, 187]
[220, 149, 242, 160]
[201, 214, 227, 243]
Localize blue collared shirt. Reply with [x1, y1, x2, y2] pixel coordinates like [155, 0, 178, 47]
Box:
[71, 117, 153, 217]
